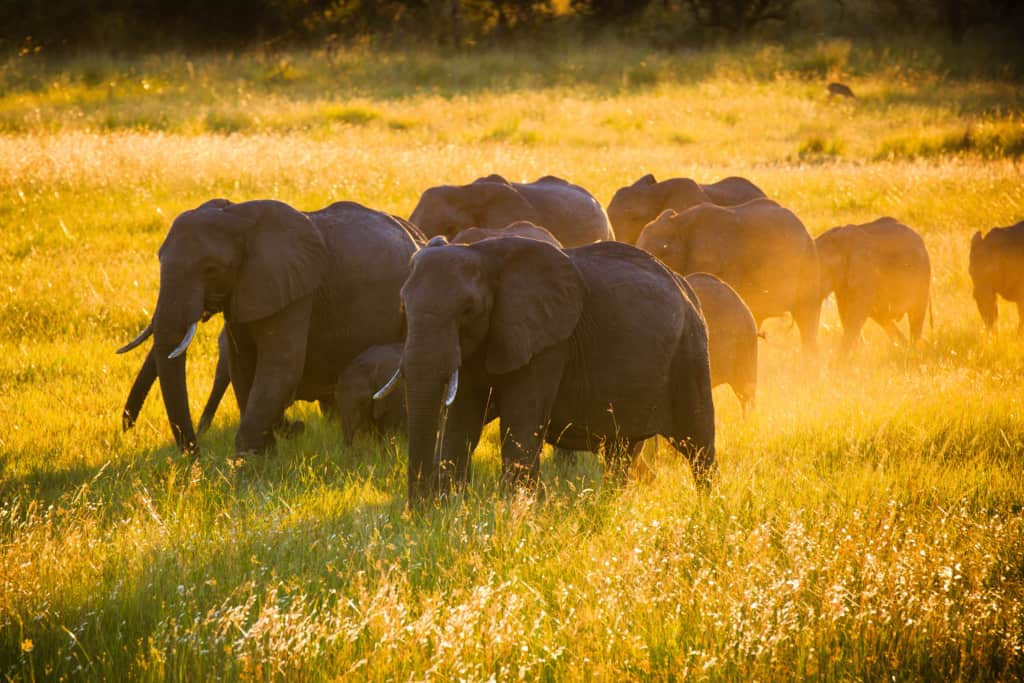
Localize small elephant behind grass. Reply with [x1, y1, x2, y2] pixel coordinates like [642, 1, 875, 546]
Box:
[684, 273, 758, 414]
[335, 343, 406, 444]
[970, 220, 1024, 333]
[816, 217, 931, 353]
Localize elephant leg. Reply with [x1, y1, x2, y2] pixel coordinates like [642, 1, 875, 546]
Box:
[668, 333, 716, 490]
[791, 294, 821, 356]
[878, 318, 908, 346]
[235, 297, 312, 455]
[836, 292, 869, 355]
[437, 383, 491, 498]
[197, 343, 232, 436]
[495, 345, 567, 493]
[226, 325, 256, 421]
[907, 298, 927, 342]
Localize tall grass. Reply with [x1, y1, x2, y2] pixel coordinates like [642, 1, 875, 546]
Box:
[1, 40, 1023, 680]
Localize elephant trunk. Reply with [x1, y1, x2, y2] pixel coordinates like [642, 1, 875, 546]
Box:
[152, 272, 204, 452]
[401, 331, 461, 505]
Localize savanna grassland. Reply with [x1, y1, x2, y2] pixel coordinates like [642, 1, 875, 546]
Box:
[1, 39, 1024, 680]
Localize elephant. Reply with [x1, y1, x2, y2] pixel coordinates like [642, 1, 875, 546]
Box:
[451, 221, 562, 248]
[969, 220, 1024, 332]
[409, 174, 613, 247]
[816, 217, 931, 352]
[375, 236, 716, 505]
[334, 343, 406, 444]
[636, 198, 820, 354]
[684, 273, 758, 413]
[607, 174, 767, 245]
[116, 199, 422, 454]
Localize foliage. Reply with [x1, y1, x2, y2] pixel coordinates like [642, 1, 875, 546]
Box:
[1, 40, 1024, 679]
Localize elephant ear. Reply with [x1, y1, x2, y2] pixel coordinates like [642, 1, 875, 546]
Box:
[473, 238, 585, 375]
[227, 200, 328, 323]
[970, 230, 983, 253]
[634, 173, 657, 186]
[467, 182, 541, 229]
[844, 230, 876, 291]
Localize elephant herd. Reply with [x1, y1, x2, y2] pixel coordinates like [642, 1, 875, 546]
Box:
[118, 173, 1024, 505]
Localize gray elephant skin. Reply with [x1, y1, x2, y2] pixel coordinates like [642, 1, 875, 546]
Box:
[637, 198, 820, 354]
[334, 343, 406, 444]
[409, 174, 613, 247]
[607, 174, 766, 245]
[451, 221, 562, 248]
[970, 220, 1024, 332]
[387, 236, 715, 504]
[816, 217, 931, 351]
[684, 273, 758, 413]
[118, 199, 421, 454]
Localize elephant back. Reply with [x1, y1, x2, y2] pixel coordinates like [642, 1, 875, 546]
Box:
[514, 178, 613, 246]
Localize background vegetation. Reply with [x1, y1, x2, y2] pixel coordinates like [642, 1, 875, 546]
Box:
[1, 36, 1023, 679]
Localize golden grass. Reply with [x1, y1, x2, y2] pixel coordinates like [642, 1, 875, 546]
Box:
[1, 41, 1023, 680]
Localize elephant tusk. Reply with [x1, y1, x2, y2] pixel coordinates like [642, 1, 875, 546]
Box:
[167, 322, 198, 359]
[373, 367, 402, 401]
[116, 322, 153, 354]
[444, 367, 459, 406]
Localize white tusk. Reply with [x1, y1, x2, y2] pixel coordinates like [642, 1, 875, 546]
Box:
[444, 367, 459, 406]
[116, 322, 153, 354]
[373, 367, 402, 401]
[167, 322, 198, 359]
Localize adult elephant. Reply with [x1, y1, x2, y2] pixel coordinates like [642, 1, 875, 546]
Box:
[409, 174, 612, 247]
[375, 236, 715, 504]
[969, 221, 1024, 332]
[607, 174, 766, 245]
[816, 217, 931, 352]
[637, 198, 820, 354]
[117, 199, 421, 454]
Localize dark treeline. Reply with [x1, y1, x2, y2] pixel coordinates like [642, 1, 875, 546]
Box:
[2, 0, 1022, 52]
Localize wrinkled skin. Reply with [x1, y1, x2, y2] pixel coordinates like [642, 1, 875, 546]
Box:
[334, 343, 406, 444]
[684, 273, 758, 413]
[118, 199, 420, 455]
[637, 198, 820, 354]
[607, 174, 767, 245]
[410, 174, 612, 247]
[969, 221, 1024, 333]
[396, 237, 715, 505]
[452, 221, 563, 248]
[816, 217, 932, 352]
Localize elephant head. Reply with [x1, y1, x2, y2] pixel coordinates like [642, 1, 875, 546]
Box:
[635, 205, 729, 277]
[969, 230, 1003, 329]
[386, 236, 584, 503]
[814, 225, 870, 300]
[451, 221, 563, 248]
[334, 344, 404, 444]
[607, 174, 712, 245]
[118, 199, 327, 451]
[409, 178, 542, 240]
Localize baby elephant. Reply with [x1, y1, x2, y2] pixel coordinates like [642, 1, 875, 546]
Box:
[684, 273, 758, 413]
[969, 221, 1024, 332]
[816, 217, 931, 352]
[334, 343, 406, 443]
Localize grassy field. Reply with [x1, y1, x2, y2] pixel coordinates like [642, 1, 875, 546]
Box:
[1, 39, 1023, 680]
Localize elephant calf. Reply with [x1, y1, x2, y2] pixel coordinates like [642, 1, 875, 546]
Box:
[334, 343, 406, 443]
[607, 174, 767, 245]
[816, 217, 931, 352]
[684, 273, 758, 413]
[970, 221, 1024, 332]
[637, 198, 820, 354]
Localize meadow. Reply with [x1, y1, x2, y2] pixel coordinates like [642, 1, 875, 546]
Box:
[1, 38, 1023, 680]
